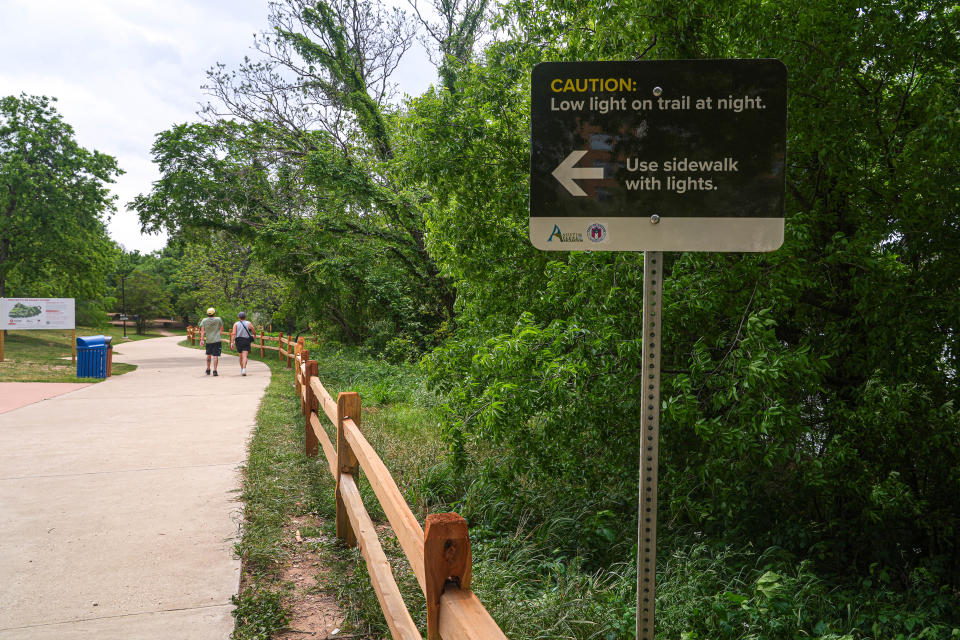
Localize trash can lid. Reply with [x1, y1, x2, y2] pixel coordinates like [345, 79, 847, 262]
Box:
[103, 336, 113, 347]
[76, 335, 107, 348]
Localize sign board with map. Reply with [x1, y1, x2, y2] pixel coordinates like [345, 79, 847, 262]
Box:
[1, 298, 75, 330]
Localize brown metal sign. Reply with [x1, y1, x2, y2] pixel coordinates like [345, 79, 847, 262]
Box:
[530, 59, 787, 251]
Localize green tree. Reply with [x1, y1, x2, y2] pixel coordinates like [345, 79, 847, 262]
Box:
[170, 232, 287, 326]
[123, 270, 171, 335]
[132, 1, 465, 349]
[419, 0, 960, 593]
[0, 94, 121, 298]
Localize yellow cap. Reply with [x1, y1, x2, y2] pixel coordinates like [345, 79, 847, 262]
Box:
[206, 307, 216, 316]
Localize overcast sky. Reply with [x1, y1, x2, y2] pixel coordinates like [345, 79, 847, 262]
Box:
[0, 0, 435, 254]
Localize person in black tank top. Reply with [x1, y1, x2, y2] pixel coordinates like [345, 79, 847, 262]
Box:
[230, 311, 257, 376]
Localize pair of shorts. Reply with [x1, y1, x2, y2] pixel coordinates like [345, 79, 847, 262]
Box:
[235, 337, 252, 352]
[205, 342, 222, 356]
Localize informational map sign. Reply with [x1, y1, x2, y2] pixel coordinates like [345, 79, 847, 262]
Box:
[530, 59, 787, 251]
[1, 298, 75, 330]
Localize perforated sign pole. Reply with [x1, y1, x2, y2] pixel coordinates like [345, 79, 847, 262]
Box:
[637, 250, 662, 640]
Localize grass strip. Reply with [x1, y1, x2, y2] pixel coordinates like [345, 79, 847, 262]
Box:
[179, 337, 446, 638]
[179, 338, 350, 638]
[180, 337, 645, 639]
[0, 326, 161, 382]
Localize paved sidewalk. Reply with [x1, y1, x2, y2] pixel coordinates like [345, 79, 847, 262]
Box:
[0, 336, 270, 639]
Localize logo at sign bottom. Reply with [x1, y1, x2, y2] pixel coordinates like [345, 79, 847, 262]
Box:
[530, 217, 784, 252]
[587, 223, 607, 242]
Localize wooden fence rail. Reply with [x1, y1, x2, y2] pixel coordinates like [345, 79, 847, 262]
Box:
[184, 328, 508, 639]
[296, 344, 508, 640]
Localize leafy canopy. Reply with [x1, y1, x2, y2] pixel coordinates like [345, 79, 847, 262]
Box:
[0, 94, 121, 298]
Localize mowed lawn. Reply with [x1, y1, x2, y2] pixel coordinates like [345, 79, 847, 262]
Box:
[0, 327, 159, 382]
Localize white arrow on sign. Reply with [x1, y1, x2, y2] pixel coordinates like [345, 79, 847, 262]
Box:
[552, 149, 605, 197]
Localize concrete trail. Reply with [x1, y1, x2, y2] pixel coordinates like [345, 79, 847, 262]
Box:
[0, 336, 270, 639]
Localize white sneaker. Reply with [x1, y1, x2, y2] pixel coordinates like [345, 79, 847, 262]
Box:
[241, 368, 246, 376]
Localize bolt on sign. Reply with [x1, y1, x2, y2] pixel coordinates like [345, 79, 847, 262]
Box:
[530, 59, 787, 251]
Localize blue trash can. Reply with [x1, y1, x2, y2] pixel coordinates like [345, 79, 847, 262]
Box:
[76, 335, 108, 378]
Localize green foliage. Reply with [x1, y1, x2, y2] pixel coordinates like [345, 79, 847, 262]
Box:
[416, 0, 960, 601]
[0, 94, 121, 299]
[383, 334, 418, 363]
[132, 2, 456, 353]
[230, 586, 289, 640]
[396, 47, 549, 329]
[75, 299, 110, 327]
[122, 270, 171, 335]
[169, 234, 286, 325]
[656, 543, 960, 640]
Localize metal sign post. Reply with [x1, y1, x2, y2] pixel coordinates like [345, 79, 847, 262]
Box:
[528, 59, 787, 637]
[637, 250, 662, 640]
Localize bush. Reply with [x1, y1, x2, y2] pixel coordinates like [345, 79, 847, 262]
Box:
[383, 335, 418, 363]
[657, 542, 960, 640]
[76, 299, 110, 327]
[362, 318, 395, 355]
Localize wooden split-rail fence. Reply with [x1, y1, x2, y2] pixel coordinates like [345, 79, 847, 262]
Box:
[184, 326, 508, 639]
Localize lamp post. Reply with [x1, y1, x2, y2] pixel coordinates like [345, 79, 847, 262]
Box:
[120, 275, 129, 338]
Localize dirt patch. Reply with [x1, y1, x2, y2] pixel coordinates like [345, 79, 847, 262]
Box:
[273, 515, 346, 639]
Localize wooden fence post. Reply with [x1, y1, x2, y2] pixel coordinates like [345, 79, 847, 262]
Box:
[289, 336, 302, 369]
[259, 327, 265, 358]
[278, 332, 284, 362]
[305, 360, 319, 456]
[294, 349, 302, 399]
[424, 513, 472, 640]
[335, 391, 361, 547]
[300, 349, 310, 416]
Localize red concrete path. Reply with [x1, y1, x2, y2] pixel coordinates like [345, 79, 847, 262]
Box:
[0, 383, 92, 414]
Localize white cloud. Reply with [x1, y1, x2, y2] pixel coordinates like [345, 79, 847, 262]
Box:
[0, 0, 437, 254]
[0, 0, 267, 253]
